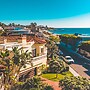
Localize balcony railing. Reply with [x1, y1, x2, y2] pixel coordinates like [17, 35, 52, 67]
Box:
[20, 54, 47, 74]
[32, 54, 47, 61]
[31, 54, 47, 66]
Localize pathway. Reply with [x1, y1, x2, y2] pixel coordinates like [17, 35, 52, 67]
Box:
[40, 77, 61, 90]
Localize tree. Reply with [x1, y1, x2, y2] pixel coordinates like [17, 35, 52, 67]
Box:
[79, 41, 90, 53]
[31, 22, 37, 32]
[60, 34, 81, 50]
[44, 85, 54, 90]
[0, 22, 7, 28]
[0, 47, 32, 90]
[46, 39, 59, 59]
[49, 35, 60, 44]
[45, 25, 48, 30]
[1, 29, 9, 36]
[49, 58, 67, 78]
[59, 76, 90, 90]
[0, 29, 4, 35]
[12, 77, 54, 90]
[8, 23, 16, 26]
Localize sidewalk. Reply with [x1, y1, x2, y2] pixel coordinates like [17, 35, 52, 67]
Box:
[70, 64, 90, 79]
[40, 77, 61, 90]
[69, 66, 80, 77]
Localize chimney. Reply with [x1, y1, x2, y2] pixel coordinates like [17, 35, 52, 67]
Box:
[21, 35, 27, 44]
[3, 37, 7, 44]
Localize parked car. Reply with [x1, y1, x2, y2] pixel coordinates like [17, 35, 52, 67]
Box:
[65, 56, 74, 64]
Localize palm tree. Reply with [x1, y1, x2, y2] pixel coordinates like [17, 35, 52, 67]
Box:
[0, 49, 11, 90]
[8, 23, 16, 27]
[12, 47, 32, 81]
[46, 39, 59, 59]
[49, 57, 66, 78]
[0, 47, 32, 90]
[31, 22, 37, 32]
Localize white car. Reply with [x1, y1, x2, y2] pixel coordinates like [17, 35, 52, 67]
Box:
[65, 56, 74, 64]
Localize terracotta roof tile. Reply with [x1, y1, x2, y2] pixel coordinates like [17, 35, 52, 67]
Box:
[0, 35, 46, 44]
[27, 36, 46, 44]
[7, 36, 21, 42]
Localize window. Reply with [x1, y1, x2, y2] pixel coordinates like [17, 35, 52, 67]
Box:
[32, 48, 36, 57]
[41, 48, 44, 54]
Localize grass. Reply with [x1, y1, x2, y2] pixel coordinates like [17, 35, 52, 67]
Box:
[41, 71, 73, 81]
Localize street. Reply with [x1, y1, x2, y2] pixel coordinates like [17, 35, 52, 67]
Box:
[59, 44, 90, 79]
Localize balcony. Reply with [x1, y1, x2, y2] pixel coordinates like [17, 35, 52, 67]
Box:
[32, 53, 47, 60]
[19, 54, 47, 76]
[31, 54, 47, 66]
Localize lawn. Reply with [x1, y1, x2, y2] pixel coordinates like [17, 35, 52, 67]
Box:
[41, 71, 73, 81]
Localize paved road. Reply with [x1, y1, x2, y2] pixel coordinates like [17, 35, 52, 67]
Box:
[59, 44, 90, 79]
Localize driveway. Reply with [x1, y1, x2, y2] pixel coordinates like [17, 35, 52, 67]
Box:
[59, 44, 90, 79]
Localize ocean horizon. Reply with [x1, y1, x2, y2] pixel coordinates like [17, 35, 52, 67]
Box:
[49, 28, 90, 35]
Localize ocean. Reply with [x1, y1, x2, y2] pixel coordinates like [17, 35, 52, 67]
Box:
[49, 28, 90, 35]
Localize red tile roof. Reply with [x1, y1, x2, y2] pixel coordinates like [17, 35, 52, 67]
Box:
[7, 36, 21, 42]
[0, 35, 46, 44]
[34, 37, 46, 44]
[27, 36, 46, 44]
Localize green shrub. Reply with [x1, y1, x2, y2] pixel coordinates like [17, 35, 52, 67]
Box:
[12, 77, 54, 90]
[59, 76, 90, 90]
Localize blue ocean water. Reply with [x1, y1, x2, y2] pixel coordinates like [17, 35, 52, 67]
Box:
[49, 28, 90, 35]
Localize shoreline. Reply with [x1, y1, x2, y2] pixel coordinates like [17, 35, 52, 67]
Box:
[47, 28, 90, 36]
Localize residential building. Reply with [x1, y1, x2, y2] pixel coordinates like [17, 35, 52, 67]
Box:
[0, 34, 47, 79]
[0, 27, 3, 30]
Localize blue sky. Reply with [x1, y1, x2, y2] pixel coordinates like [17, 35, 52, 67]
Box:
[0, 0, 90, 27]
